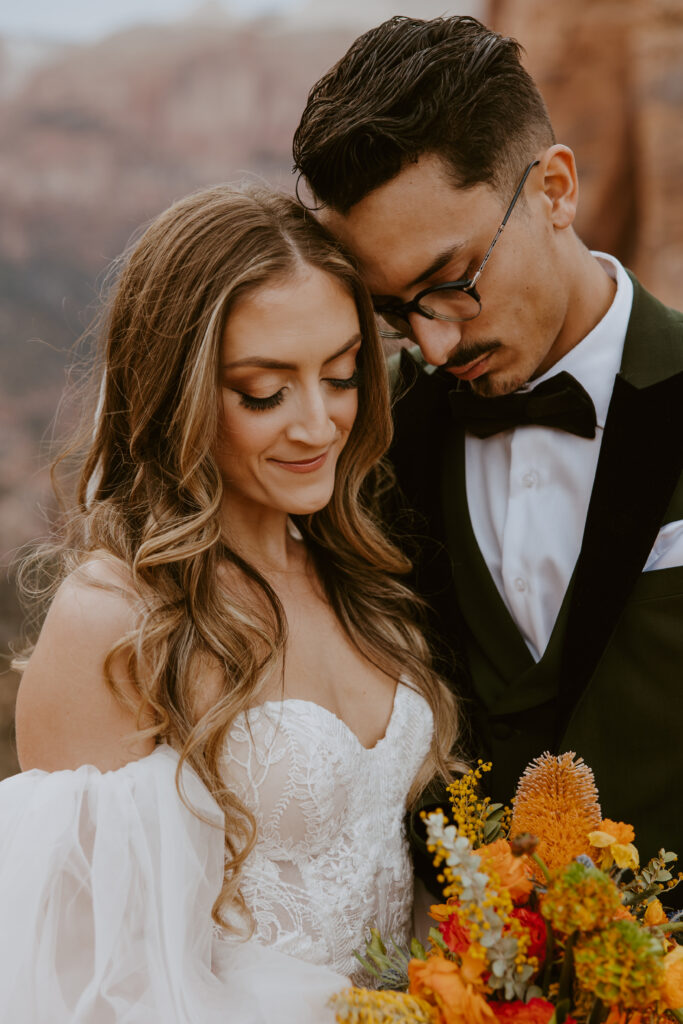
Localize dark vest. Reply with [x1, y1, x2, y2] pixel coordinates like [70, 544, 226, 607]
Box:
[391, 276, 683, 886]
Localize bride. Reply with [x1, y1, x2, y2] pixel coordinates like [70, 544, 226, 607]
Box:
[4, 185, 461, 1022]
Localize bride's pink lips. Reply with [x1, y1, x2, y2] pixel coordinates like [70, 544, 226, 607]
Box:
[269, 450, 330, 474]
[446, 351, 493, 381]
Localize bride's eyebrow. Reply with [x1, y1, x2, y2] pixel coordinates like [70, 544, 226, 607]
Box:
[222, 333, 362, 371]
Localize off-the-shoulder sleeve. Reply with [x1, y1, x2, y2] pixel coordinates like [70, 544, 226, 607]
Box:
[0, 746, 346, 1023]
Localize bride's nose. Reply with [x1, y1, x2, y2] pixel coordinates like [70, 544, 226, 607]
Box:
[285, 386, 337, 447]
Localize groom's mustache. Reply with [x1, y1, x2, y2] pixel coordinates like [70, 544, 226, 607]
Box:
[443, 340, 502, 370]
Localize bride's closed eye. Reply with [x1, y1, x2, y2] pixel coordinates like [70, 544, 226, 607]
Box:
[236, 368, 361, 412]
[325, 367, 361, 391]
[237, 389, 287, 411]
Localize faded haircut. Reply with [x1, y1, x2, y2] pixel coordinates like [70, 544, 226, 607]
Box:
[293, 15, 555, 213]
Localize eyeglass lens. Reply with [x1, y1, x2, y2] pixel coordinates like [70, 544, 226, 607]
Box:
[376, 287, 481, 338]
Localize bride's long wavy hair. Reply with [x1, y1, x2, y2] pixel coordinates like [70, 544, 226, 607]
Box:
[17, 184, 462, 927]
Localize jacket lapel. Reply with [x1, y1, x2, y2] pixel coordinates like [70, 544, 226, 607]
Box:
[389, 349, 451, 531]
[556, 278, 683, 738]
[440, 423, 535, 698]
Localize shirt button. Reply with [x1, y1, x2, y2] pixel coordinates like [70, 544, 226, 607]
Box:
[522, 470, 538, 488]
[514, 577, 527, 592]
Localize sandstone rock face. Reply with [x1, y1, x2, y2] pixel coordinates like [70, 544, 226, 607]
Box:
[489, 0, 683, 309]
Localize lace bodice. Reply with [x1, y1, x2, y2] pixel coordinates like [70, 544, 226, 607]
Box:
[218, 681, 433, 981]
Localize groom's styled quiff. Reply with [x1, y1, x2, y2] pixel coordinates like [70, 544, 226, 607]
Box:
[293, 15, 555, 213]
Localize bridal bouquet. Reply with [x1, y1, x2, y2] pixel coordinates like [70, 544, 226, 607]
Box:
[330, 753, 683, 1024]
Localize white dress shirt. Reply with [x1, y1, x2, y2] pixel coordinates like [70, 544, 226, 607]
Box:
[465, 253, 683, 661]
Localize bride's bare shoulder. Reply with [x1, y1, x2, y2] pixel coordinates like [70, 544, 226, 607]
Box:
[15, 553, 154, 773]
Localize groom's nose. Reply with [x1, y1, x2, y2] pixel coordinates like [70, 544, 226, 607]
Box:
[410, 316, 463, 368]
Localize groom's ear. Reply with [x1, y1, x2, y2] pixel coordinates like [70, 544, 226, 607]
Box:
[538, 145, 578, 231]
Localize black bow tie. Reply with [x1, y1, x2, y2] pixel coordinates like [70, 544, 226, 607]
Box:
[447, 371, 597, 439]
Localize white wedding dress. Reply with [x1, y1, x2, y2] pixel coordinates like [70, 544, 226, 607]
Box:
[0, 680, 432, 1023]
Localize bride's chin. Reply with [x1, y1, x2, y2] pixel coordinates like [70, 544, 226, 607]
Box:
[283, 495, 334, 516]
[280, 484, 336, 517]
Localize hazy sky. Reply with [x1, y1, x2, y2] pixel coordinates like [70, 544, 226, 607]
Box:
[0, 0, 295, 42]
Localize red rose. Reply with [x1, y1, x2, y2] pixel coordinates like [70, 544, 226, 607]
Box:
[491, 997, 573, 1024]
[509, 907, 547, 966]
[439, 913, 471, 955]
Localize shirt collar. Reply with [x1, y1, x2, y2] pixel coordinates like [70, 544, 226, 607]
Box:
[530, 253, 634, 429]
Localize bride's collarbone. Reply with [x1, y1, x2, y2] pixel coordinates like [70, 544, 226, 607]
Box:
[278, 605, 397, 749]
[199, 564, 397, 747]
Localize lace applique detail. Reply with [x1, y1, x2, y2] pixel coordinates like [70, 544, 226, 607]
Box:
[217, 682, 433, 981]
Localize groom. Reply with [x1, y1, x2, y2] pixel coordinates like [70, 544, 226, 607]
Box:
[293, 16, 683, 885]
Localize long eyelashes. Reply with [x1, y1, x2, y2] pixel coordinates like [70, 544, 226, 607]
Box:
[238, 389, 286, 411]
[327, 368, 361, 391]
[236, 369, 361, 412]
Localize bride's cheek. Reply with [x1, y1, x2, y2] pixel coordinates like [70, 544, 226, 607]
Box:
[335, 391, 359, 436]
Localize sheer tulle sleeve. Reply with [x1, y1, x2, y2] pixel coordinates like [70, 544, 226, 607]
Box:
[0, 746, 346, 1023]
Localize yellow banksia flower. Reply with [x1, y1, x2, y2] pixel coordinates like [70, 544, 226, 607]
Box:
[329, 987, 437, 1023]
[541, 861, 622, 934]
[573, 920, 665, 1008]
[510, 752, 601, 871]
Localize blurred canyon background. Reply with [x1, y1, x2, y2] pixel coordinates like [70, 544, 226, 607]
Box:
[1, 0, 682, 776]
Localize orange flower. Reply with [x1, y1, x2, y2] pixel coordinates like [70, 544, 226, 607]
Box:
[589, 820, 639, 871]
[478, 839, 534, 903]
[409, 955, 497, 1024]
[598, 820, 636, 845]
[661, 946, 683, 1010]
[643, 899, 668, 928]
[430, 901, 458, 923]
[510, 752, 601, 873]
[460, 946, 489, 987]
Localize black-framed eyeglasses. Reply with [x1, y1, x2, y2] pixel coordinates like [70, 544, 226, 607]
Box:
[372, 159, 540, 339]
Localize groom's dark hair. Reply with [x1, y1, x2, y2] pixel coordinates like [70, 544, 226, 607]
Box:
[293, 15, 555, 214]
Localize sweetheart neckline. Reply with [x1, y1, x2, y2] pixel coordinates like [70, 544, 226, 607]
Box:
[241, 680, 412, 753]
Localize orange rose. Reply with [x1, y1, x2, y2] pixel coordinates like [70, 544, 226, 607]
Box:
[409, 956, 497, 1024]
[478, 839, 534, 903]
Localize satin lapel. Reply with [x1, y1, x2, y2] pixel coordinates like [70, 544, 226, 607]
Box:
[390, 349, 452, 517]
[556, 281, 683, 739]
[392, 352, 533, 696]
[441, 422, 535, 696]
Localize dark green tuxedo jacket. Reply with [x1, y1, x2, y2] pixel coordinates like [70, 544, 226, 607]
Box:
[391, 276, 683, 894]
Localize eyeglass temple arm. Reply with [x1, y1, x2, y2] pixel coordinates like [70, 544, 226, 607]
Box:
[469, 160, 540, 288]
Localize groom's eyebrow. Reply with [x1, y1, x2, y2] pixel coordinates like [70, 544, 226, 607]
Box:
[223, 333, 362, 371]
[406, 242, 467, 290]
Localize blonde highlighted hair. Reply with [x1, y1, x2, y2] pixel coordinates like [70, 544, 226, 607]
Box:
[17, 184, 462, 927]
